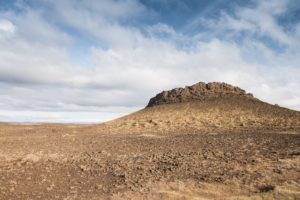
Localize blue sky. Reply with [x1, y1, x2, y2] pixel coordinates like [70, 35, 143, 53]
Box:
[0, 0, 299, 123]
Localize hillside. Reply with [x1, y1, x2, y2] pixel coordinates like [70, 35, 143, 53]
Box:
[105, 82, 300, 134]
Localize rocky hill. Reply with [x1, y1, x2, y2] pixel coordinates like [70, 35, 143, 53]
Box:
[147, 82, 254, 107]
[106, 82, 300, 134]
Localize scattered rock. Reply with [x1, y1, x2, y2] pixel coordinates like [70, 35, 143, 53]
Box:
[258, 185, 275, 193]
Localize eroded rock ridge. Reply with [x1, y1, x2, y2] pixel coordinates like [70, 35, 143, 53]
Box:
[147, 82, 254, 107]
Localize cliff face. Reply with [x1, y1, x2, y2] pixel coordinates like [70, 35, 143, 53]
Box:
[147, 82, 254, 107]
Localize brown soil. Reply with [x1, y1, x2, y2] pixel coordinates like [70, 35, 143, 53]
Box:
[0, 82, 300, 199]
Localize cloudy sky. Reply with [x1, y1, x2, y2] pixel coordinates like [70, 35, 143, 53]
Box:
[0, 0, 299, 123]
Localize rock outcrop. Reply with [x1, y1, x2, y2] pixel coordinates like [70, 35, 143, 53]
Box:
[147, 82, 254, 107]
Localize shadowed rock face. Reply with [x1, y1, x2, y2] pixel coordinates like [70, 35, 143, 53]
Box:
[147, 82, 254, 107]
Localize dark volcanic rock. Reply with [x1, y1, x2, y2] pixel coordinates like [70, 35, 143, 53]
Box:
[147, 82, 254, 107]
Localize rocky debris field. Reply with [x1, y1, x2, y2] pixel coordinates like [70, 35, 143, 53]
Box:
[0, 124, 299, 199]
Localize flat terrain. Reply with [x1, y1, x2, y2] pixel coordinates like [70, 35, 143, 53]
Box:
[0, 124, 299, 199]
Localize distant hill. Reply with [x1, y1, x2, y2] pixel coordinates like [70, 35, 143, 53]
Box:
[104, 82, 300, 134]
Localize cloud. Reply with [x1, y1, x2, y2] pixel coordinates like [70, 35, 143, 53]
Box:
[32, 0, 148, 49]
[0, 0, 299, 123]
[197, 0, 298, 46]
[0, 19, 15, 33]
[0, 19, 15, 39]
[235, 0, 294, 45]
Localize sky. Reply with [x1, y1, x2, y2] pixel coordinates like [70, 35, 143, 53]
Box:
[0, 0, 299, 123]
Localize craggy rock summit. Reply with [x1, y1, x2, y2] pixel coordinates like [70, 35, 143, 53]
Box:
[147, 82, 254, 107]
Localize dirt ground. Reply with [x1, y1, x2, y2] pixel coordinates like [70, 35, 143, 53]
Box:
[0, 123, 299, 200]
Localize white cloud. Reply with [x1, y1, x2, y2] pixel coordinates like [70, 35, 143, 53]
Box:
[35, 0, 148, 48]
[0, 110, 128, 123]
[0, 19, 15, 33]
[0, 19, 15, 39]
[0, 0, 299, 123]
[195, 0, 297, 46]
[236, 0, 294, 45]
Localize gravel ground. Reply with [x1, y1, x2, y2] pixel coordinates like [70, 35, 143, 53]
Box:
[0, 124, 299, 199]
